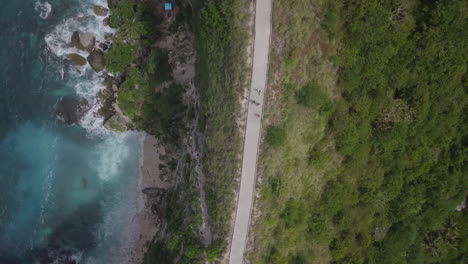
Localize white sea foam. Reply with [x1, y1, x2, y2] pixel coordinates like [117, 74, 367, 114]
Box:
[95, 133, 134, 181]
[92, 188, 138, 263]
[74, 74, 103, 99]
[44, 0, 116, 136]
[39, 136, 59, 225]
[35, 1, 52, 20]
[25, 2, 142, 262]
[44, 8, 114, 58]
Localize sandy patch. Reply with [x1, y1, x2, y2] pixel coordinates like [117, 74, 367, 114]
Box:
[125, 134, 168, 264]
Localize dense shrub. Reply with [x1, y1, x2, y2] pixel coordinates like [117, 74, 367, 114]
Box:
[104, 41, 137, 73]
[253, 0, 468, 263]
[265, 125, 287, 146]
[108, 0, 135, 28]
[295, 81, 328, 108]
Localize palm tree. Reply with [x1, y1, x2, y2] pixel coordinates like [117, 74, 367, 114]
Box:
[121, 17, 147, 41]
[441, 217, 459, 249]
[423, 233, 441, 257]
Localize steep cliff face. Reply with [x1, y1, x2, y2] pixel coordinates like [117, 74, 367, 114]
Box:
[100, 1, 216, 262]
[99, 1, 253, 262]
[139, 3, 216, 263]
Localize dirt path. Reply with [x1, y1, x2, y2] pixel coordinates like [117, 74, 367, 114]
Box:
[228, 0, 272, 263]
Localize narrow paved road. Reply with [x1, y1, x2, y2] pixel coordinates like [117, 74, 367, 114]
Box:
[229, 1, 272, 263]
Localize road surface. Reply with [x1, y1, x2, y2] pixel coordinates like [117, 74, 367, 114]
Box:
[228, 0, 272, 263]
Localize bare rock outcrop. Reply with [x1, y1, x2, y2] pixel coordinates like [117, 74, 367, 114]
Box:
[71, 32, 84, 50]
[87, 50, 105, 72]
[67, 53, 87, 65]
[107, 0, 120, 9]
[79, 32, 96, 52]
[94, 5, 109, 16]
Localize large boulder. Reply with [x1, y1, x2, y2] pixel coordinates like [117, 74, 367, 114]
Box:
[94, 5, 109, 16]
[79, 32, 95, 52]
[67, 53, 87, 65]
[103, 115, 128, 132]
[71, 31, 84, 50]
[107, 0, 120, 9]
[97, 78, 117, 120]
[87, 50, 105, 72]
[57, 97, 89, 124]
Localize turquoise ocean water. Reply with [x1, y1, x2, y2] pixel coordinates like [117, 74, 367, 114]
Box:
[0, 1, 141, 263]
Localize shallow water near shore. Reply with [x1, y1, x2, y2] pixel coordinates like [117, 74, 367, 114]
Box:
[0, 0, 142, 263]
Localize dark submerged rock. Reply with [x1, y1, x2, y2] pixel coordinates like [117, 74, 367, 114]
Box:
[80, 178, 88, 188]
[57, 97, 89, 124]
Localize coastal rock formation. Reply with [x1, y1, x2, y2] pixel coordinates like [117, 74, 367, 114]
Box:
[107, 0, 120, 9]
[142, 187, 168, 218]
[94, 5, 109, 16]
[103, 115, 128, 132]
[71, 31, 84, 50]
[97, 79, 116, 120]
[99, 78, 135, 132]
[87, 50, 105, 72]
[71, 32, 95, 52]
[67, 53, 87, 65]
[57, 97, 89, 124]
[103, 17, 110, 27]
[79, 32, 96, 52]
[99, 43, 109, 51]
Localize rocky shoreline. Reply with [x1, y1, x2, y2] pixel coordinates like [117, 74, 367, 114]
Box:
[56, 0, 213, 262]
[56, 3, 134, 132]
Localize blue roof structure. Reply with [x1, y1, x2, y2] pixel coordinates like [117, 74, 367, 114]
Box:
[164, 3, 172, 11]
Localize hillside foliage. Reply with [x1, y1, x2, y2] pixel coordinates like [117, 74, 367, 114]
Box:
[105, 0, 183, 138]
[252, 0, 468, 263]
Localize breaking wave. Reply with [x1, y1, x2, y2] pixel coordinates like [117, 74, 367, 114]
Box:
[37, 0, 142, 263]
[44, 0, 115, 136]
[35, 1, 52, 20]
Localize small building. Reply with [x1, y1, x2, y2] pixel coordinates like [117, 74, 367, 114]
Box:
[164, 2, 172, 11]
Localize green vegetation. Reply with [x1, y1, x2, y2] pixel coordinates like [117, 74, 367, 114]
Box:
[116, 67, 149, 120]
[145, 83, 186, 140]
[108, 0, 136, 28]
[144, 0, 251, 261]
[106, 0, 251, 262]
[106, 119, 127, 132]
[266, 126, 287, 146]
[295, 81, 334, 115]
[195, 0, 250, 246]
[105, 0, 183, 139]
[252, 0, 468, 263]
[105, 0, 145, 74]
[144, 167, 207, 263]
[104, 41, 137, 73]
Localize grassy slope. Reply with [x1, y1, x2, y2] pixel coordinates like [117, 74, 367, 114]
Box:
[195, 0, 250, 241]
[143, 0, 251, 262]
[251, 0, 468, 263]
